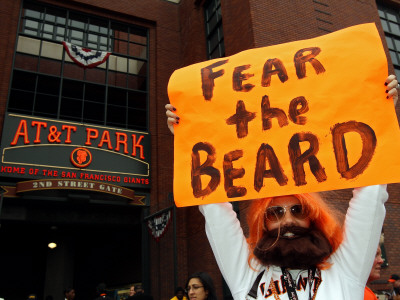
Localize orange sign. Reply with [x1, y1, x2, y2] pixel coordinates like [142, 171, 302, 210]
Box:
[167, 23, 400, 207]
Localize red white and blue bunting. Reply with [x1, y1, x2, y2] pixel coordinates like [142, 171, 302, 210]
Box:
[147, 210, 172, 242]
[62, 41, 111, 68]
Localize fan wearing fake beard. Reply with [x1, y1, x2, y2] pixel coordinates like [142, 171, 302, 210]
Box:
[165, 74, 398, 299]
[195, 185, 387, 300]
[253, 195, 333, 270]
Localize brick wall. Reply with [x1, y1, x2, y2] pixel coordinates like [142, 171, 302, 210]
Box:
[0, 0, 20, 127]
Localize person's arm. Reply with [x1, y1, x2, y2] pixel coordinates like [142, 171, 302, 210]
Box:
[385, 74, 398, 107]
[165, 103, 179, 135]
[199, 203, 260, 297]
[332, 185, 387, 284]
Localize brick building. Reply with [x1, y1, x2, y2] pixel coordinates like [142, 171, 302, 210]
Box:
[0, 1, 399, 300]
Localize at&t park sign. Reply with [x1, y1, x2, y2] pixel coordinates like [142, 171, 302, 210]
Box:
[0, 114, 150, 188]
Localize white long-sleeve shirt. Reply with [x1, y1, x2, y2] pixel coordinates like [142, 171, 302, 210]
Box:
[199, 185, 387, 300]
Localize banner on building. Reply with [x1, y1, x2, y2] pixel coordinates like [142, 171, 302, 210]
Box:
[147, 209, 172, 242]
[62, 41, 111, 68]
[1, 180, 145, 205]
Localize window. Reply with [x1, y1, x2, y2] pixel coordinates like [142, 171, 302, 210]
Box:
[9, 1, 149, 131]
[378, 4, 400, 79]
[22, 2, 111, 51]
[204, 0, 225, 59]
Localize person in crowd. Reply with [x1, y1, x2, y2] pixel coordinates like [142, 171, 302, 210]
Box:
[389, 274, 400, 300]
[165, 75, 398, 299]
[364, 245, 384, 300]
[170, 287, 187, 300]
[126, 285, 135, 300]
[64, 287, 76, 300]
[94, 283, 113, 300]
[131, 284, 153, 300]
[185, 272, 218, 300]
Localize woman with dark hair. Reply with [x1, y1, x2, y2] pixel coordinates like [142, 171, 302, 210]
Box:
[63, 287, 75, 300]
[185, 272, 218, 300]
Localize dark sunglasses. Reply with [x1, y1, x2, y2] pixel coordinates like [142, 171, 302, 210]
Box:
[265, 204, 309, 222]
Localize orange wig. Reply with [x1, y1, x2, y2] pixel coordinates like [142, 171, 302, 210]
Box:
[246, 193, 344, 270]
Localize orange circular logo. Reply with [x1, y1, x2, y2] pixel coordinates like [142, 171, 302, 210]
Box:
[70, 147, 92, 168]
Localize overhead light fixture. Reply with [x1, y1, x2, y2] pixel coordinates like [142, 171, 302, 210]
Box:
[48, 242, 57, 249]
